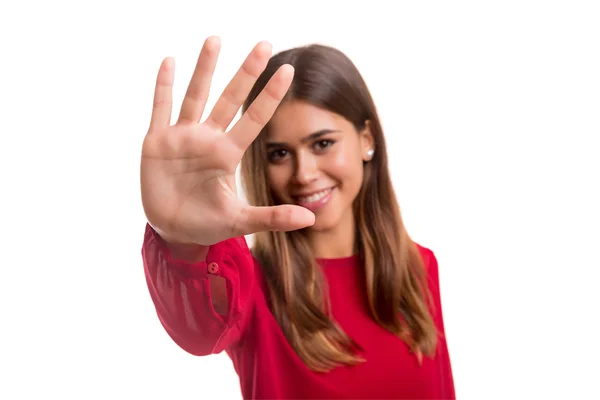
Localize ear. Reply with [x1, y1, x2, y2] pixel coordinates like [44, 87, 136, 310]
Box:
[359, 120, 375, 162]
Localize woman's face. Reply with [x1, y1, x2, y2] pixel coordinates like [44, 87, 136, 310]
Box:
[265, 100, 374, 233]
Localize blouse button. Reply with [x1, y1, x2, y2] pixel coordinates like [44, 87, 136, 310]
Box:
[207, 262, 220, 274]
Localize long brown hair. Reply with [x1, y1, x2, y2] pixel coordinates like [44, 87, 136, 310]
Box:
[240, 44, 438, 372]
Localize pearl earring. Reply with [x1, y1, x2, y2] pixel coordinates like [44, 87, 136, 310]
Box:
[366, 149, 374, 158]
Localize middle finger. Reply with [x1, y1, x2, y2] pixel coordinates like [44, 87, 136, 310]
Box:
[204, 41, 272, 132]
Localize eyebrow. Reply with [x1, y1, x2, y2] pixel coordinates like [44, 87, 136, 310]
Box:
[266, 129, 340, 148]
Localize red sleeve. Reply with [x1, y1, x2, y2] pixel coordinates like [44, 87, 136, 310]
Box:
[420, 245, 456, 399]
[141, 223, 256, 356]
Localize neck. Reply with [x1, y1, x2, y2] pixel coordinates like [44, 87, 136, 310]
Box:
[307, 209, 357, 259]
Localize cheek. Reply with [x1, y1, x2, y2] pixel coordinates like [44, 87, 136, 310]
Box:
[267, 166, 290, 198]
[327, 144, 364, 185]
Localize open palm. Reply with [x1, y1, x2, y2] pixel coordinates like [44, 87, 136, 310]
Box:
[141, 37, 314, 246]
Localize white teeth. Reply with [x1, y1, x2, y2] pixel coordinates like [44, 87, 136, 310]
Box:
[299, 188, 332, 203]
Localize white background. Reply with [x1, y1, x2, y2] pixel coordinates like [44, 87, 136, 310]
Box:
[1, 1, 599, 399]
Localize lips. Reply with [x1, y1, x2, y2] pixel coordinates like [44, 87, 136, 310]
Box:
[295, 188, 333, 203]
[292, 186, 336, 212]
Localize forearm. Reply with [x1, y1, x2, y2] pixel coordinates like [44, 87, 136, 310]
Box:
[142, 223, 256, 355]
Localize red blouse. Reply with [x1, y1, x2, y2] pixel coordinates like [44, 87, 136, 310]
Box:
[142, 224, 455, 399]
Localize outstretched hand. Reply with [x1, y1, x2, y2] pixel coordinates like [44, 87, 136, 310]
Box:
[140, 37, 314, 245]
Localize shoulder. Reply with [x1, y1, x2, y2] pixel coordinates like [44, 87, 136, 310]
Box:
[414, 242, 439, 279]
[413, 242, 443, 303]
[414, 242, 434, 258]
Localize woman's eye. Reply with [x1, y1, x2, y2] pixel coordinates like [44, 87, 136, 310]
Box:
[314, 139, 334, 150]
[267, 149, 288, 162]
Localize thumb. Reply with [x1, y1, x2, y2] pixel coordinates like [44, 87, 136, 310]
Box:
[233, 204, 315, 236]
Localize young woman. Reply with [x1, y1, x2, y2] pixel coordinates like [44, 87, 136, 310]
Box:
[140, 36, 455, 399]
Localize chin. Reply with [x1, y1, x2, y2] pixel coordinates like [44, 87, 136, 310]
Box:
[304, 214, 339, 232]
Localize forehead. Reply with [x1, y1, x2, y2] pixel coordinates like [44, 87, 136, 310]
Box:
[266, 100, 355, 141]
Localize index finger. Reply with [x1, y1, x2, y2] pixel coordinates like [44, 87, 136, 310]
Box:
[227, 64, 294, 151]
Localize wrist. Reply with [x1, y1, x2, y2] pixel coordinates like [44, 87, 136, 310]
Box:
[150, 224, 209, 262]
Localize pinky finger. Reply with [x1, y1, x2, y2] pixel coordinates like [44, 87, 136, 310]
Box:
[150, 57, 175, 130]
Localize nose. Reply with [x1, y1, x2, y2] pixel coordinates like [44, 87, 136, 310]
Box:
[292, 151, 318, 185]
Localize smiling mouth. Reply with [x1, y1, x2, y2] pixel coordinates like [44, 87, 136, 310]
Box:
[295, 187, 333, 202]
[292, 187, 336, 211]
